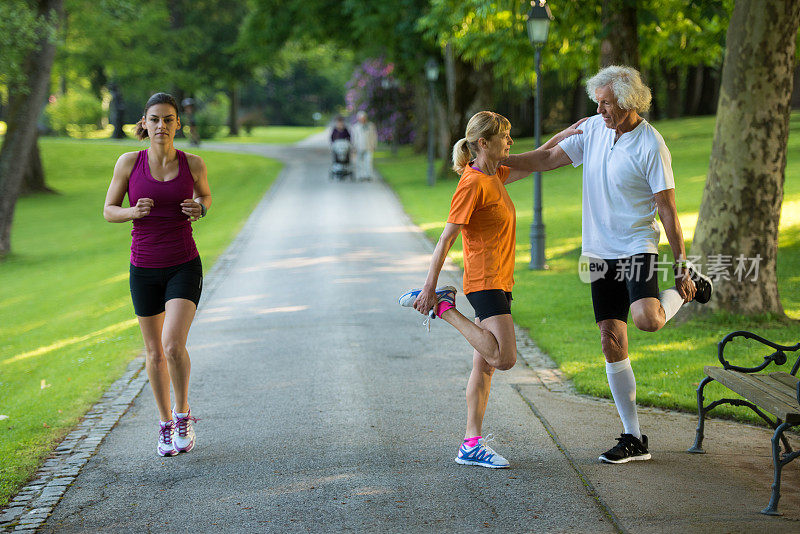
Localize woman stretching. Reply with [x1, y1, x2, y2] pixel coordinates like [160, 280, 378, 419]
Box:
[103, 92, 211, 456]
[400, 111, 582, 467]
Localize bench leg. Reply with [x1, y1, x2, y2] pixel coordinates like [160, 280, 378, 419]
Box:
[762, 422, 791, 515]
[688, 376, 714, 454]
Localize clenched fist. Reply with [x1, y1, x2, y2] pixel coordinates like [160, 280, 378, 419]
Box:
[131, 198, 153, 219]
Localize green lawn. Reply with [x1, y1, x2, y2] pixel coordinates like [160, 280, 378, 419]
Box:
[2, 123, 326, 145]
[377, 113, 800, 422]
[208, 125, 325, 144]
[0, 139, 282, 506]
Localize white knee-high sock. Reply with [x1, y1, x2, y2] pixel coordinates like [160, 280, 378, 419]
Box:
[606, 358, 641, 439]
[659, 288, 684, 323]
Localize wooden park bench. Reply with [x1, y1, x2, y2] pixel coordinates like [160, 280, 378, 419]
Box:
[688, 330, 800, 515]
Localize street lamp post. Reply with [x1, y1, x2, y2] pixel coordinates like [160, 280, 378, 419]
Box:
[425, 58, 440, 187]
[526, 1, 553, 270]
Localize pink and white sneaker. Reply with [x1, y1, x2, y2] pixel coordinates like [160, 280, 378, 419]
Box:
[172, 409, 197, 453]
[157, 420, 178, 457]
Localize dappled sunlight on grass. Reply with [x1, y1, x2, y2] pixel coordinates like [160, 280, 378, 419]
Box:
[780, 199, 800, 228]
[3, 319, 139, 366]
[98, 272, 129, 286]
[560, 359, 604, 377]
[419, 221, 446, 232]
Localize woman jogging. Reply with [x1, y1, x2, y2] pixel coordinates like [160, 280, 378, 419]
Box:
[399, 111, 582, 467]
[103, 92, 212, 457]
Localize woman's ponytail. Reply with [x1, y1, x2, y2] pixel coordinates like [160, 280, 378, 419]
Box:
[134, 119, 148, 141]
[452, 138, 472, 174]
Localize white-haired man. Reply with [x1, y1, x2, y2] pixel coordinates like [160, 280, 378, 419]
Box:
[504, 65, 712, 464]
[352, 110, 378, 181]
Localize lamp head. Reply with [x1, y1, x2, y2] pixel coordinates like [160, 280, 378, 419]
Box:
[425, 57, 440, 82]
[526, 0, 553, 46]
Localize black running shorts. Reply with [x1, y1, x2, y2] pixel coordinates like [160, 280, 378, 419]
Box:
[466, 289, 512, 321]
[129, 256, 203, 317]
[590, 253, 660, 323]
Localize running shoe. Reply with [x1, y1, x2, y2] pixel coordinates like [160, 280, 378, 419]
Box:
[686, 262, 713, 304]
[398, 285, 457, 310]
[157, 420, 178, 457]
[599, 433, 651, 464]
[454, 435, 510, 468]
[399, 285, 457, 331]
[172, 409, 197, 453]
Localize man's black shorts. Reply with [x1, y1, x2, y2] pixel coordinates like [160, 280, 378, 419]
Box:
[129, 256, 203, 317]
[466, 289, 512, 321]
[590, 253, 660, 323]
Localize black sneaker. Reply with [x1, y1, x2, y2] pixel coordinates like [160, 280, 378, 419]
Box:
[687, 262, 713, 304]
[599, 433, 651, 464]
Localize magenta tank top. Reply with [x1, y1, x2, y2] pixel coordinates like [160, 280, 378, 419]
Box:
[127, 149, 199, 268]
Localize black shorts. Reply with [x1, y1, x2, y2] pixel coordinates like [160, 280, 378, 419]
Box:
[466, 289, 512, 321]
[590, 253, 660, 323]
[129, 256, 203, 317]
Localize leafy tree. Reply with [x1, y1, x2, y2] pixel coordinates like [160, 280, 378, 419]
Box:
[245, 41, 353, 126]
[57, 0, 174, 133]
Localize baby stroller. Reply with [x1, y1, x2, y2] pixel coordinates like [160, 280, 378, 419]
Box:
[329, 139, 353, 181]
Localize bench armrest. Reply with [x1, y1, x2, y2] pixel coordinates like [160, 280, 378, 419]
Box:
[718, 330, 800, 373]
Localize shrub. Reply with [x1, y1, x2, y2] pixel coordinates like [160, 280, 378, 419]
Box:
[45, 90, 104, 137]
[192, 93, 229, 139]
[345, 58, 415, 145]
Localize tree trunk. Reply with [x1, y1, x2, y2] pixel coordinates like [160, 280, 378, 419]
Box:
[684, 65, 702, 116]
[0, 0, 62, 258]
[228, 85, 239, 136]
[792, 62, 800, 109]
[440, 42, 457, 178]
[661, 61, 681, 119]
[692, 0, 800, 315]
[600, 0, 640, 69]
[436, 97, 449, 170]
[411, 77, 428, 154]
[20, 135, 55, 196]
[438, 55, 481, 179]
[109, 82, 127, 139]
[697, 65, 720, 116]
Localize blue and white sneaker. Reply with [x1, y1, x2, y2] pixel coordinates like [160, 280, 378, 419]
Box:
[399, 285, 456, 330]
[398, 285, 457, 309]
[455, 435, 510, 468]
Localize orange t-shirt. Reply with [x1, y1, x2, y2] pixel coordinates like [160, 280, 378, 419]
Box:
[447, 165, 516, 294]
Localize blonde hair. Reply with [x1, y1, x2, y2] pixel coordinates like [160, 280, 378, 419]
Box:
[586, 65, 652, 113]
[452, 111, 511, 174]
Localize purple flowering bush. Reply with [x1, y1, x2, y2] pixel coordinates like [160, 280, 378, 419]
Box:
[345, 58, 416, 145]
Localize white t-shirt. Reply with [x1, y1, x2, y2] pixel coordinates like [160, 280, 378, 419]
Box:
[558, 114, 674, 259]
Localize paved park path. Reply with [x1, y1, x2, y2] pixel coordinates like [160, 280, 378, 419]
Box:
[18, 134, 800, 532]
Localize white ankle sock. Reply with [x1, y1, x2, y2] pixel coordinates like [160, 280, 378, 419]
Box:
[606, 358, 641, 440]
[659, 288, 684, 323]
